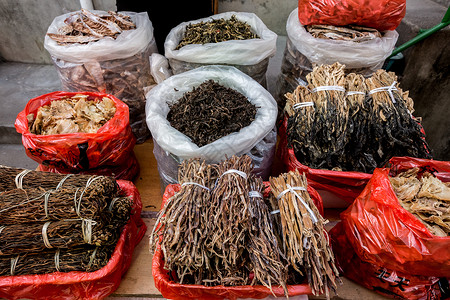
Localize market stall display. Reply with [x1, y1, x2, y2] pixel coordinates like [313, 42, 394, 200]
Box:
[15, 91, 139, 181]
[0, 167, 146, 300]
[164, 12, 277, 87]
[150, 155, 335, 299]
[146, 65, 277, 188]
[44, 9, 158, 143]
[275, 8, 398, 121]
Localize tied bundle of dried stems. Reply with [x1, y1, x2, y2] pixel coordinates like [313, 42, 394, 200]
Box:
[150, 158, 216, 285]
[269, 170, 340, 298]
[305, 24, 382, 42]
[285, 63, 432, 173]
[150, 156, 289, 292]
[0, 166, 118, 194]
[167, 80, 257, 147]
[175, 15, 259, 50]
[390, 168, 450, 237]
[0, 246, 113, 276]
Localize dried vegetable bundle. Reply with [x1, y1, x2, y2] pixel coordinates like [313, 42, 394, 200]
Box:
[47, 9, 136, 45]
[0, 166, 118, 193]
[28, 94, 116, 135]
[175, 15, 259, 50]
[0, 246, 114, 276]
[151, 155, 290, 294]
[286, 62, 432, 173]
[305, 24, 382, 42]
[390, 168, 450, 237]
[269, 170, 340, 297]
[167, 80, 257, 147]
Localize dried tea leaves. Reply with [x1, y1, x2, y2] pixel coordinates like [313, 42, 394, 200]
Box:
[306, 24, 382, 42]
[167, 80, 257, 147]
[28, 94, 116, 135]
[48, 9, 136, 45]
[390, 168, 450, 237]
[285, 63, 432, 173]
[175, 15, 259, 50]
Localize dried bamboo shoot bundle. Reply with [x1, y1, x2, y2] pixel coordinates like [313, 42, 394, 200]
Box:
[0, 246, 114, 276]
[269, 170, 340, 298]
[0, 166, 117, 195]
[247, 175, 288, 295]
[149, 158, 216, 284]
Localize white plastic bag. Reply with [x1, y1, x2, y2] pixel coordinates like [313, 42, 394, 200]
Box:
[164, 12, 277, 86]
[44, 11, 158, 143]
[146, 65, 277, 187]
[275, 8, 398, 120]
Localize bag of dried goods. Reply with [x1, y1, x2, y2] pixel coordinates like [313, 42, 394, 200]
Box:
[15, 91, 138, 181]
[164, 12, 277, 87]
[329, 158, 450, 299]
[298, 0, 406, 32]
[145, 65, 277, 189]
[275, 8, 398, 120]
[44, 9, 158, 143]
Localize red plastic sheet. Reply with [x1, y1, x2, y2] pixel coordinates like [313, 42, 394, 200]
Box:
[335, 159, 450, 278]
[152, 182, 325, 300]
[331, 222, 443, 300]
[297, 0, 406, 31]
[0, 180, 147, 300]
[276, 117, 371, 204]
[15, 91, 138, 181]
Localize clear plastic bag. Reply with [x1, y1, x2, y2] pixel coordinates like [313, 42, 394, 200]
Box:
[275, 8, 398, 119]
[44, 11, 158, 144]
[164, 12, 277, 87]
[145, 65, 278, 189]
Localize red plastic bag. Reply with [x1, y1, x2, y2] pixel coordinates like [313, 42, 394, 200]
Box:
[276, 117, 371, 205]
[330, 222, 445, 300]
[297, 0, 406, 31]
[337, 159, 450, 278]
[15, 91, 138, 180]
[0, 180, 147, 300]
[152, 183, 324, 300]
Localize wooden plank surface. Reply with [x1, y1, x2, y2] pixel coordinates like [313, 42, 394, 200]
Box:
[111, 140, 388, 299]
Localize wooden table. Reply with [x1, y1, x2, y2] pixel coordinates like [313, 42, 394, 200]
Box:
[110, 140, 388, 299]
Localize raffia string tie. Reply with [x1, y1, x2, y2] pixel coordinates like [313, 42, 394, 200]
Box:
[311, 86, 346, 93]
[346, 91, 365, 96]
[10, 256, 19, 276]
[54, 249, 61, 272]
[56, 174, 73, 190]
[42, 221, 53, 248]
[14, 169, 31, 189]
[248, 191, 263, 199]
[276, 184, 318, 224]
[181, 182, 210, 191]
[87, 247, 99, 269]
[368, 80, 398, 103]
[293, 101, 314, 110]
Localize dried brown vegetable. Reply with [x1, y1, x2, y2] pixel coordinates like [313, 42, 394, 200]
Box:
[269, 170, 340, 298]
[175, 15, 259, 50]
[285, 63, 432, 173]
[390, 168, 450, 237]
[0, 246, 114, 276]
[150, 155, 289, 294]
[47, 9, 136, 45]
[305, 24, 382, 42]
[167, 80, 257, 147]
[27, 94, 116, 135]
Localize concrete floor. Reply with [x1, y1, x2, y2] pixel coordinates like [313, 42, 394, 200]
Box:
[0, 36, 287, 170]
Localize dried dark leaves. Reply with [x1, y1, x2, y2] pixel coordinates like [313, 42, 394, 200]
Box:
[175, 15, 259, 50]
[167, 80, 257, 147]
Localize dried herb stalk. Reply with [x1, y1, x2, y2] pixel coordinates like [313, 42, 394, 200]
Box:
[175, 15, 259, 50]
[0, 246, 114, 276]
[167, 80, 257, 147]
[269, 170, 340, 298]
